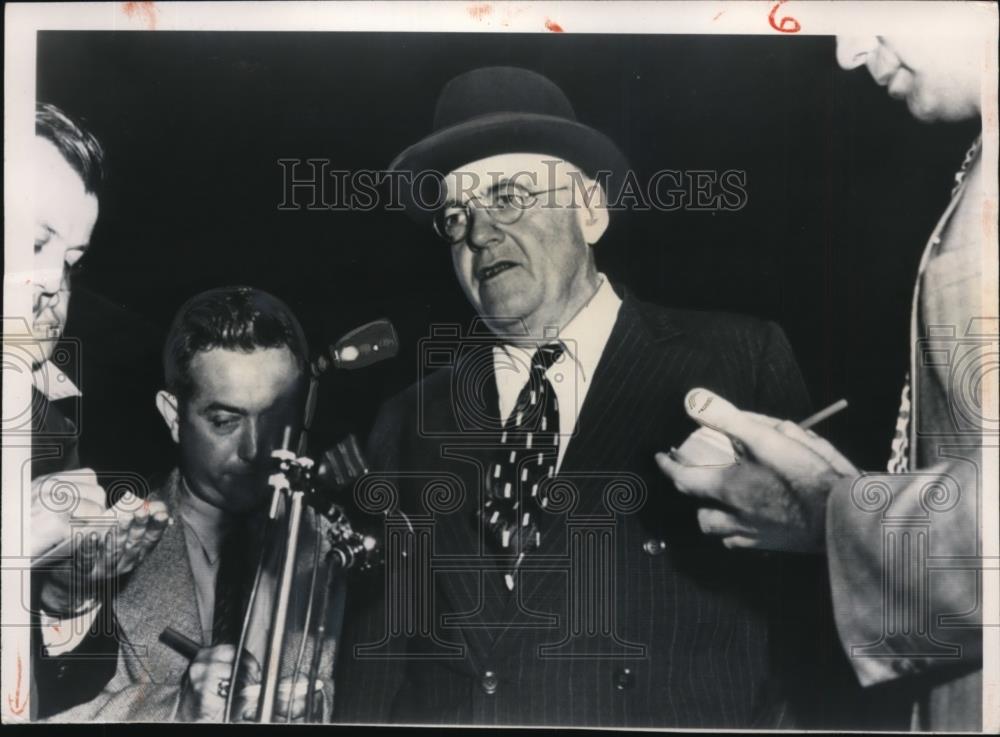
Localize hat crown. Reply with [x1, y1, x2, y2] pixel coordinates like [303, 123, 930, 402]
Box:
[433, 66, 577, 131]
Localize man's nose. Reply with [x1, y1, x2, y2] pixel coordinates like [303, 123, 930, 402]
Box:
[34, 266, 65, 296]
[237, 421, 260, 464]
[835, 35, 878, 70]
[466, 207, 504, 251]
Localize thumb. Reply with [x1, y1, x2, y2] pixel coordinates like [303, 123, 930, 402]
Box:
[683, 388, 805, 472]
[684, 388, 760, 438]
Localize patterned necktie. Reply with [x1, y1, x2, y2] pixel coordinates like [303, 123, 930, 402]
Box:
[481, 342, 564, 591]
[886, 135, 982, 474]
[211, 525, 249, 646]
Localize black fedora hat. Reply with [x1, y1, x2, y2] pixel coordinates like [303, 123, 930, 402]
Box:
[389, 66, 629, 223]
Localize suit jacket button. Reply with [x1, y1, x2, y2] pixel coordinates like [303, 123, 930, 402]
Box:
[614, 667, 635, 691]
[481, 670, 499, 695]
[642, 538, 666, 555]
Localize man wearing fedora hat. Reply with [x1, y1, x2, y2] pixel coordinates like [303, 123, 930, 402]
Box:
[333, 66, 835, 728]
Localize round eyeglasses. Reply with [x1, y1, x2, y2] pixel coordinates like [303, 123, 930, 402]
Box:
[432, 185, 569, 245]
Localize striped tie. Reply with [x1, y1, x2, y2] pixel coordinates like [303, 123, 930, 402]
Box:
[481, 342, 564, 591]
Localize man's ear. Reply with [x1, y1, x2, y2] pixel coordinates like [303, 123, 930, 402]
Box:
[574, 177, 610, 245]
[155, 389, 181, 444]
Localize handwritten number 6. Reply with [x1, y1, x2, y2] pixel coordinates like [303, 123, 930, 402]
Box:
[769, 0, 801, 33]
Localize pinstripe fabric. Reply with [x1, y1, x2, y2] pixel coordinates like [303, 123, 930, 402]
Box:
[335, 291, 836, 728]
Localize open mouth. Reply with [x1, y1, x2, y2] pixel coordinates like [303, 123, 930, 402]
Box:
[477, 261, 518, 282]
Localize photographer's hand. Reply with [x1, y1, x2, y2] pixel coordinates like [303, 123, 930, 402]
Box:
[33, 469, 171, 615]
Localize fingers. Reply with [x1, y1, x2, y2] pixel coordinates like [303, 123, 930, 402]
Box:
[771, 419, 858, 476]
[97, 499, 172, 577]
[239, 650, 263, 686]
[696, 508, 754, 538]
[187, 646, 235, 690]
[739, 411, 787, 429]
[233, 677, 325, 721]
[655, 452, 733, 504]
[721, 535, 762, 549]
[273, 679, 325, 721]
[140, 507, 171, 549]
[684, 389, 768, 438]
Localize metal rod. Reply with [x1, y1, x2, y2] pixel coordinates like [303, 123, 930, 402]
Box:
[224, 488, 282, 722]
[304, 550, 342, 722]
[258, 489, 305, 722]
[286, 512, 323, 723]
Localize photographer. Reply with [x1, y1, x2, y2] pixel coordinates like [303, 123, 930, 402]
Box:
[656, 32, 993, 731]
[29, 103, 170, 718]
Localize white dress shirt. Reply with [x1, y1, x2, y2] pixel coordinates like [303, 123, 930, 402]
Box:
[178, 482, 230, 643]
[32, 358, 83, 403]
[179, 480, 277, 659]
[492, 274, 622, 472]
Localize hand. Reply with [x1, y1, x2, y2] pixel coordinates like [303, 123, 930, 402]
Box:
[655, 389, 858, 553]
[31, 469, 106, 560]
[236, 677, 326, 722]
[177, 645, 261, 722]
[33, 469, 172, 615]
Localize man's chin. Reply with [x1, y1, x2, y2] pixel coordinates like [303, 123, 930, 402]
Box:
[28, 335, 58, 366]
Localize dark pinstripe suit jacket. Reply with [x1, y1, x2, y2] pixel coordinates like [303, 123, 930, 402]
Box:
[334, 292, 834, 728]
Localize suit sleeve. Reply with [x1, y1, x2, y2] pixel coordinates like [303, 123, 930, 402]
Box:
[825, 455, 982, 687]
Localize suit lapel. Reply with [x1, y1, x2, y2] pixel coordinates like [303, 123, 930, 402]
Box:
[117, 469, 202, 684]
[423, 344, 517, 659]
[429, 300, 697, 652]
[497, 295, 692, 634]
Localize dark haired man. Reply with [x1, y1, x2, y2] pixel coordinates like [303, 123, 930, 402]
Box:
[28, 102, 170, 719]
[53, 286, 343, 722]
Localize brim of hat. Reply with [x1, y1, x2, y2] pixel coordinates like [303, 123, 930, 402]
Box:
[388, 112, 630, 224]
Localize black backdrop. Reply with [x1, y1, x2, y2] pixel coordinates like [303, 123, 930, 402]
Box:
[37, 31, 980, 479]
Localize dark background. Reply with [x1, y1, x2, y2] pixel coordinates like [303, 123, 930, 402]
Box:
[38, 31, 980, 479]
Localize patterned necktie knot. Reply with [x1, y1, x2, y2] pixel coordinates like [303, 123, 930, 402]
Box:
[531, 342, 564, 373]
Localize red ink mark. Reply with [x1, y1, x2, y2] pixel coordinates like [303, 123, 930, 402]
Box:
[467, 3, 492, 21]
[544, 19, 564, 33]
[52, 624, 62, 634]
[7, 652, 27, 715]
[121, 2, 158, 31]
[768, 1, 800, 33]
[143, 498, 150, 512]
[713, 11, 725, 21]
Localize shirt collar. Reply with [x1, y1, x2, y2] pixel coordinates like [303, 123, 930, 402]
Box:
[492, 273, 622, 384]
[178, 477, 231, 566]
[32, 359, 82, 402]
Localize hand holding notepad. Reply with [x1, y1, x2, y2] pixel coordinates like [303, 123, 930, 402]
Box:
[656, 389, 857, 553]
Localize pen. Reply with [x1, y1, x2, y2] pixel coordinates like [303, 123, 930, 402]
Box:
[799, 398, 848, 430]
[160, 626, 200, 660]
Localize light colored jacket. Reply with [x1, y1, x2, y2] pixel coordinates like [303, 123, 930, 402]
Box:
[825, 150, 994, 731]
[51, 468, 345, 722]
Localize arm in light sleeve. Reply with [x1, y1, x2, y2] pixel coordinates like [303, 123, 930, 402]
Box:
[825, 454, 983, 687]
